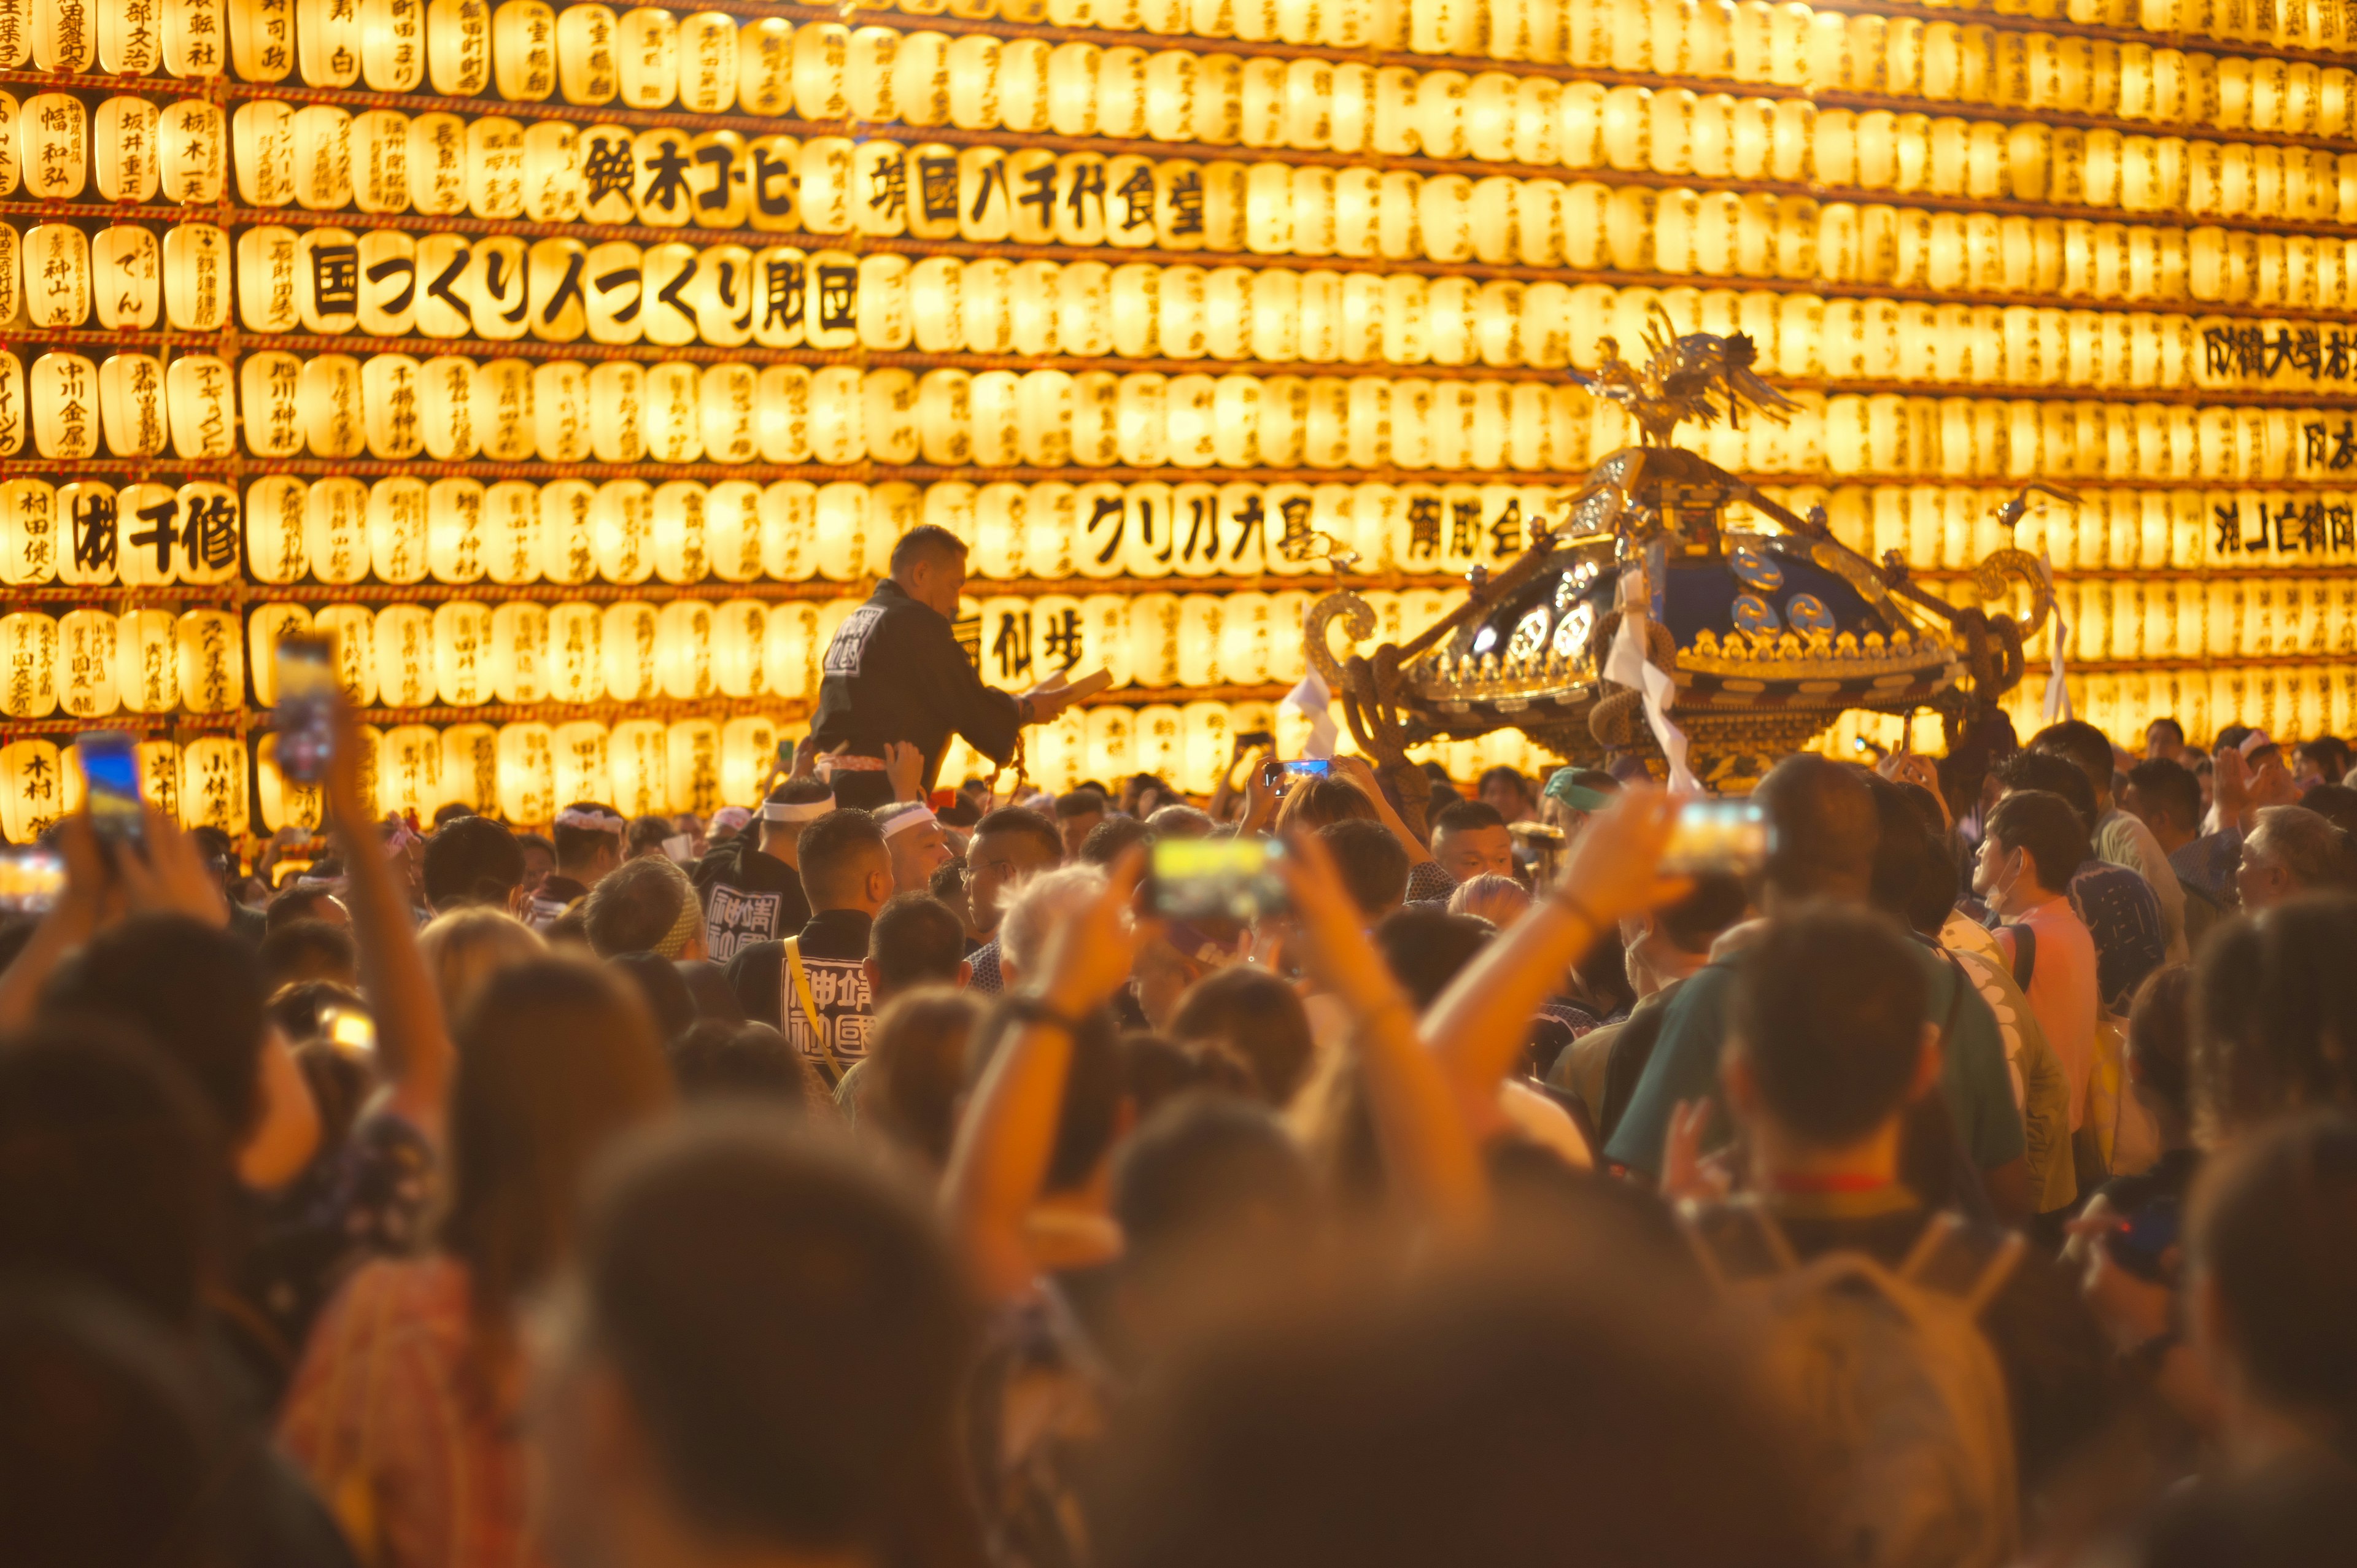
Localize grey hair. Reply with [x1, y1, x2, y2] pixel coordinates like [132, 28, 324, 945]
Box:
[996, 865, 1110, 981]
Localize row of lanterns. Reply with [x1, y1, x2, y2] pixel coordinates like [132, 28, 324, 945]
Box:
[0, 585, 1469, 717]
[31, 0, 2357, 131]
[1989, 663, 2357, 768]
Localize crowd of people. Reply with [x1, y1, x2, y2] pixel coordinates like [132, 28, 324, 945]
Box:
[4, 683, 2356, 1568]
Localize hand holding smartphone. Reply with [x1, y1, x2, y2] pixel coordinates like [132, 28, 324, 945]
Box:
[274, 635, 339, 784]
[1658, 798, 1774, 878]
[74, 731, 145, 847]
[1260, 758, 1331, 789]
[1145, 837, 1290, 921]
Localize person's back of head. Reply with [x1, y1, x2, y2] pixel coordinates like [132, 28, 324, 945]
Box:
[1145, 805, 1213, 840]
[547, 1116, 978, 1568]
[263, 884, 343, 931]
[757, 778, 838, 848]
[1865, 773, 1941, 923]
[1754, 754, 1879, 905]
[1111, 1097, 1316, 1273]
[42, 916, 266, 1146]
[865, 987, 983, 1168]
[2031, 719, 2118, 800]
[2126, 757, 2204, 838]
[584, 854, 704, 959]
[1273, 776, 1379, 836]
[1984, 788, 2091, 895]
[417, 906, 547, 1025]
[2126, 965, 2194, 1139]
[1994, 748, 2098, 830]
[423, 815, 527, 912]
[1447, 873, 1531, 925]
[0, 1025, 222, 1325]
[1372, 908, 1492, 1010]
[257, 918, 358, 992]
[2300, 782, 2357, 840]
[0, 1278, 238, 1568]
[967, 994, 1123, 1195]
[1080, 815, 1153, 866]
[1055, 787, 1108, 823]
[1317, 818, 1410, 920]
[666, 1021, 813, 1104]
[869, 892, 968, 998]
[552, 803, 625, 880]
[1732, 903, 1930, 1148]
[996, 864, 1109, 986]
[606, 951, 700, 1042]
[1169, 967, 1315, 1106]
[2189, 1111, 2357, 1454]
[446, 958, 673, 1323]
[1098, 1247, 1820, 1568]
[1654, 871, 1752, 955]
[626, 814, 675, 860]
[2193, 893, 2357, 1138]
[797, 808, 892, 915]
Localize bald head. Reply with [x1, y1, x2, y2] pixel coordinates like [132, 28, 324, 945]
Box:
[1754, 754, 1879, 906]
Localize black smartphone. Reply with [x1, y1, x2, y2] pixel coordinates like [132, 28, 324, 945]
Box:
[1261, 757, 1332, 787]
[1659, 798, 1774, 878]
[75, 731, 144, 846]
[1146, 836, 1289, 922]
[1233, 729, 1275, 757]
[274, 635, 338, 784]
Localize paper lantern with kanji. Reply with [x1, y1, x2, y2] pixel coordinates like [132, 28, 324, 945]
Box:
[112, 609, 178, 714]
[1083, 704, 1135, 784]
[667, 718, 722, 817]
[1027, 706, 1086, 794]
[602, 601, 658, 704]
[761, 601, 819, 702]
[55, 608, 118, 717]
[1126, 593, 1180, 689]
[719, 715, 778, 809]
[0, 479, 58, 586]
[177, 736, 249, 835]
[432, 601, 494, 707]
[0, 740, 68, 843]
[654, 599, 714, 701]
[1177, 700, 1236, 795]
[172, 609, 241, 716]
[607, 719, 669, 817]
[255, 733, 325, 835]
[709, 600, 766, 698]
[552, 719, 611, 808]
[373, 604, 435, 709]
[495, 722, 556, 825]
[376, 723, 444, 821]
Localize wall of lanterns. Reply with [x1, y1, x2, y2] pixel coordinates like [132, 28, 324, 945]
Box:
[1, 0, 2353, 838]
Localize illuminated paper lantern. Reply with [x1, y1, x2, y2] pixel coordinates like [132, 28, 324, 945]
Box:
[705, 481, 762, 584]
[176, 738, 248, 836]
[761, 601, 819, 701]
[1176, 700, 1236, 795]
[489, 603, 548, 705]
[537, 481, 595, 585]
[306, 604, 373, 707]
[592, 479, 656, 584]
[607, 719, 669, 817]
[719, 716, 778, 808]
[255, 736, 323, 835]
[710, 599, 766, 698]
[432, 601, 493, 707]
[114, 608, 179, 713]
[667, 719, 721, 817]
[495, 722, 557, 825]
[1083, 705, 1135, 783]
[651, 481, 710, 585]
[551, 720, 610, 809]
[655, 600, 714, 700]
[758, 480, 818, 582]
[247, 604, 314, 708]
[439, 724, 498, 817]
[0, 739, 63, 842]
[175, 609, 242, 715]
[813, 481, 873, 582]
[376, 724, 445, 822]
[0, 611, 56, 717]
[543, 602, 603, 705]
[601, 601, 657, 704]
[373, 604, 435, 709]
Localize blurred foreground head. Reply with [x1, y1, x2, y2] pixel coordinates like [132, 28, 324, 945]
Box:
[530, 1115, 980, 1568]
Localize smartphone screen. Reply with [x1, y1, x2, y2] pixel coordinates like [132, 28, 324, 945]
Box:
[274, 635, 338, 784]
[1660, 798, 1774, 878]
[1261, 758, 1333, 787]
[75, 731, 144, 844]
[1147, 836, 1289, 921]
[0, 846, 62, 913]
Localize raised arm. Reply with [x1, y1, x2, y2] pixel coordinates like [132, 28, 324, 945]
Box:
[1420, 790, 1687, 1141]
[0, 814, 112, 1030]
[1331, 754, 1438, 869]
[1278, 833, 1487, 1234]
[323, 698, 455, 1141]
[943, 852, 1144, 1302]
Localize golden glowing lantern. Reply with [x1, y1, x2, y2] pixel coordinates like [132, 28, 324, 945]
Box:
[602, 600, 658, 705]
[495, 722, 557, 824]
[373, 604, 435, 710]
[710, 600, 767, 698]
[655, 600, 714, 700]
[551, 719, 611, 809]
[174, 609, 242, 715]
[376, 722, 444, 821]
[607, 719, 669, 817]
[667, 719, 721, 817]
[720, 716, 780, 807]
[176, 736, 249, 836]
[255, 735, 323, 835]
[761, 601, 820, 702]
[432, 601, 494, 707]
[0, 738, 64, 843]
[246, 604, 314, 708]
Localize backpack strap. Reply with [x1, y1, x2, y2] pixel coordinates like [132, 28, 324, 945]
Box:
[1676, 1195, 1800, 1294]
[2003, 922, 2037, 989]
[782, 936, 846, 1086]
[1894, 1212, 2029, 1319]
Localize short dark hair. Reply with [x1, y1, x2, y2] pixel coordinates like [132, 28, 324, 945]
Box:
[518, 830, 554, 862]
[768, 778, 835, 809]
[1993, 749, 2096, 829]
[554, 802, 624, 867]
[2146, 716, 2185, 743]
[888, 523, 967, 577]
[1080, 816, 1153, 865]
[627, 815, 676, 859]
[606, 951, 699, 1041]
[1273, 776, 1379, 836]
[1754, 754, 1879, 902]
[1431, 798, 1507, 836]
[869, 894, 967, 994]
[1317, 819, 1409, 917]
[970, 805, 1062, 863]
[1054, 788, 1108, 821]
[2193, 894, 2357, 1135]
[969, 997, 1123, 1192]
[1984, 789, 2089, 894]
[1372, 908, 1492, 1010]
[576, 1117, 978, 1556]
[797, 809, 890, 908]
[2188, 1111, 2357, 1441]
[2030, 720, 2116, 797]
[264, 884, 341, 931]
[0, 1024, 223, 1324]
[1866, 773, 1939, 921]
[1111, 1098, 1315, 1262]
[1733, 903, 1929, 1145]
[667, 1022, 811, 1103]
[2126, 966, 2194, 1129]
[1477, 765, 1531, 801]
[1655, 871, 1750, 954]
[41, 916, 267, 1140]
[584, 855, 697, 957]
[2126, 757, 2202, 835]
[258, 918, 358, 991]
[1169, 967, 1315, 1106]
[2301, 782, 2357, 840]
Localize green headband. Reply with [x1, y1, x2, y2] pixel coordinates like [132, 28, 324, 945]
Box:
[1544, 768, 1615, 815]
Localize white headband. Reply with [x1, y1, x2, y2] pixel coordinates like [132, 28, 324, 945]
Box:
[555, 807, 622, 833]
[759, 798, 833, 824]
[878, 806, 939, 840]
